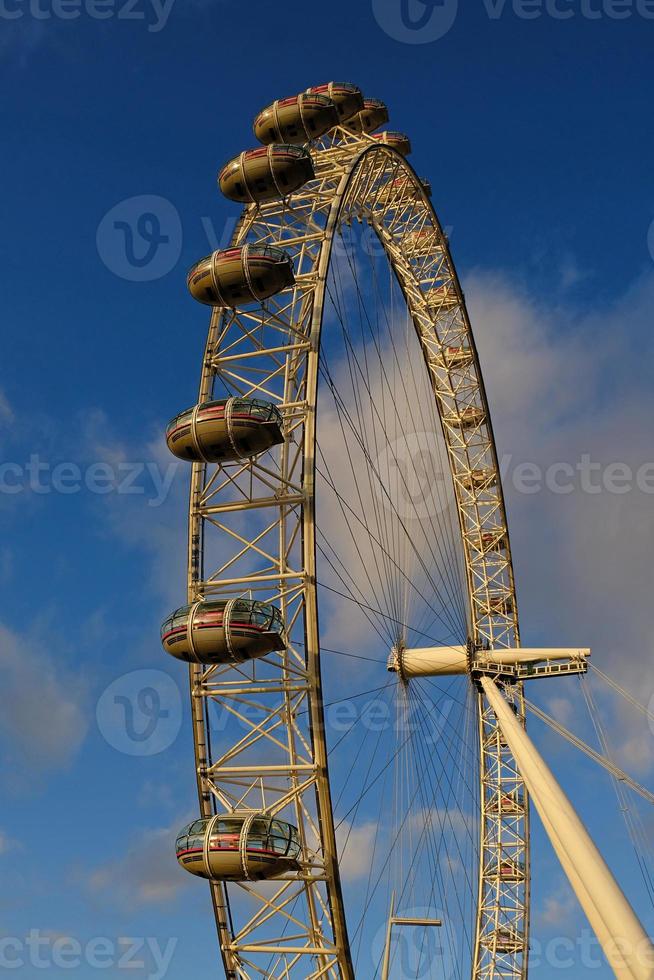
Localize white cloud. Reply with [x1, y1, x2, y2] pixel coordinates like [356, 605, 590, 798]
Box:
[466, 270, 654, 771]
[536, 880, 578, 929]
[86, 821, 192, 907]
[81, 411, 188, 609]
[545, 696, 575, 727]
[0, 621, 88, 784]
[336, 820, 379, 882]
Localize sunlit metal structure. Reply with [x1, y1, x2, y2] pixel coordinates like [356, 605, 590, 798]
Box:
[161, 83, 654, 979]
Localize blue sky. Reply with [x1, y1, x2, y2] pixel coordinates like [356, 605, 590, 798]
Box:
[1, 1, 653, 977]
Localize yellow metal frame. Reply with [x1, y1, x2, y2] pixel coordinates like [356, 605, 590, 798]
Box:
[181, 123, 529, 979]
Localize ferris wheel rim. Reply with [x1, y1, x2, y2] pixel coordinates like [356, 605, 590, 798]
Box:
[181, 130, 529, 980]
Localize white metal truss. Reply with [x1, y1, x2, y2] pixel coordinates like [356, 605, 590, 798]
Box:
[179, 122, 529, 979]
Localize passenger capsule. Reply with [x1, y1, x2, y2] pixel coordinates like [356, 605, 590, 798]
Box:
[254, 93, 339, 145]
[187, 246, 294, 308]
[371, 131, 412, 157]
[347, 98, 389, 134]
[474, 530, 507, 553]
[487, 596, 514, 616]
[405, 229, 439, 257]
[442, 347, 472, 369]
[491, 928, 521, 952]
[429, 346, 471, 371]
[166, 397, 284, 463]
[378, 175, 431, 204]
[219, 145, 314, 204]
[161, 598, 286, 664]
[306, 82, 364, 122]
[460, 468, 497, 492]
[498, 792, 524, 814]
[176, 813, 301, 881]
[445, 406, 485, 430]
[425, 284, 459, 311]
[486, 726, 510, 749]
[497, 859, 524, 881]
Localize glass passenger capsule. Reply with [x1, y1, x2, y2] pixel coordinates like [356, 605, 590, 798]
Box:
[218, 145, 314, 204]
[347, 98, 389, 134]
[444, 406, 485, 430]
[498, 791, 524, 814]
[425, 284, 459, 311]
[497, 859, 524, 881]
[306, 82, 364, 122]
[491, 928, 522, 952]
[404, 229, 438, 257]
[161, 598, 287, 664]
[487, 596, 514, 616]
[176, 813, 301, 881]
[166, 397, 284, 464]
[474, 530, 507, 553]
[254, 93, 339, 145]
[460, 468, 497, 492]
[186, 245, 294, 307]
[440, 347, 472, 369]
[377, 175, 431, 204]
[371, 131, 412, 157]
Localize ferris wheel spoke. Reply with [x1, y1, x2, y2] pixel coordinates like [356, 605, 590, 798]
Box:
[327, 255, 405, 629]
[347, 224, 468, 627]
[317, 356, 466, 643]
[315, 446, 399, 643]
[389, 695, 476, 975]
[315, 458, 467, 647]
[319, 304, 468, 644]
[321, 303, 402, 631]
[408, 686, 481, 891]
[338, 221, 472, 619]
[315, 538, 396, 647]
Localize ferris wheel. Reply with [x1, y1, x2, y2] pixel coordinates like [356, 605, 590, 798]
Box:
[160, 84, 654, 980]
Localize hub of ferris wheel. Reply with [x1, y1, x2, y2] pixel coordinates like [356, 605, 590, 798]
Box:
[387, 640, 591, 684]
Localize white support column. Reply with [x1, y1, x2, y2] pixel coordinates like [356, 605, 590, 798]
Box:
[481, 676, 654, 980]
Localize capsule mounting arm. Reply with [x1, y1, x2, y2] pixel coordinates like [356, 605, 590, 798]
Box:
[388, 644, 590, 681]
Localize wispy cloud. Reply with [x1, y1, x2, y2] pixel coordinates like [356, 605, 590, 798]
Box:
[337, 820, 380, 882]
[85, 820, 192, 907]
[466, 269, 654, 772]
[535, 879, 578, 929]
[80, 409, 188, 608]
[0, 620, 89, 785]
